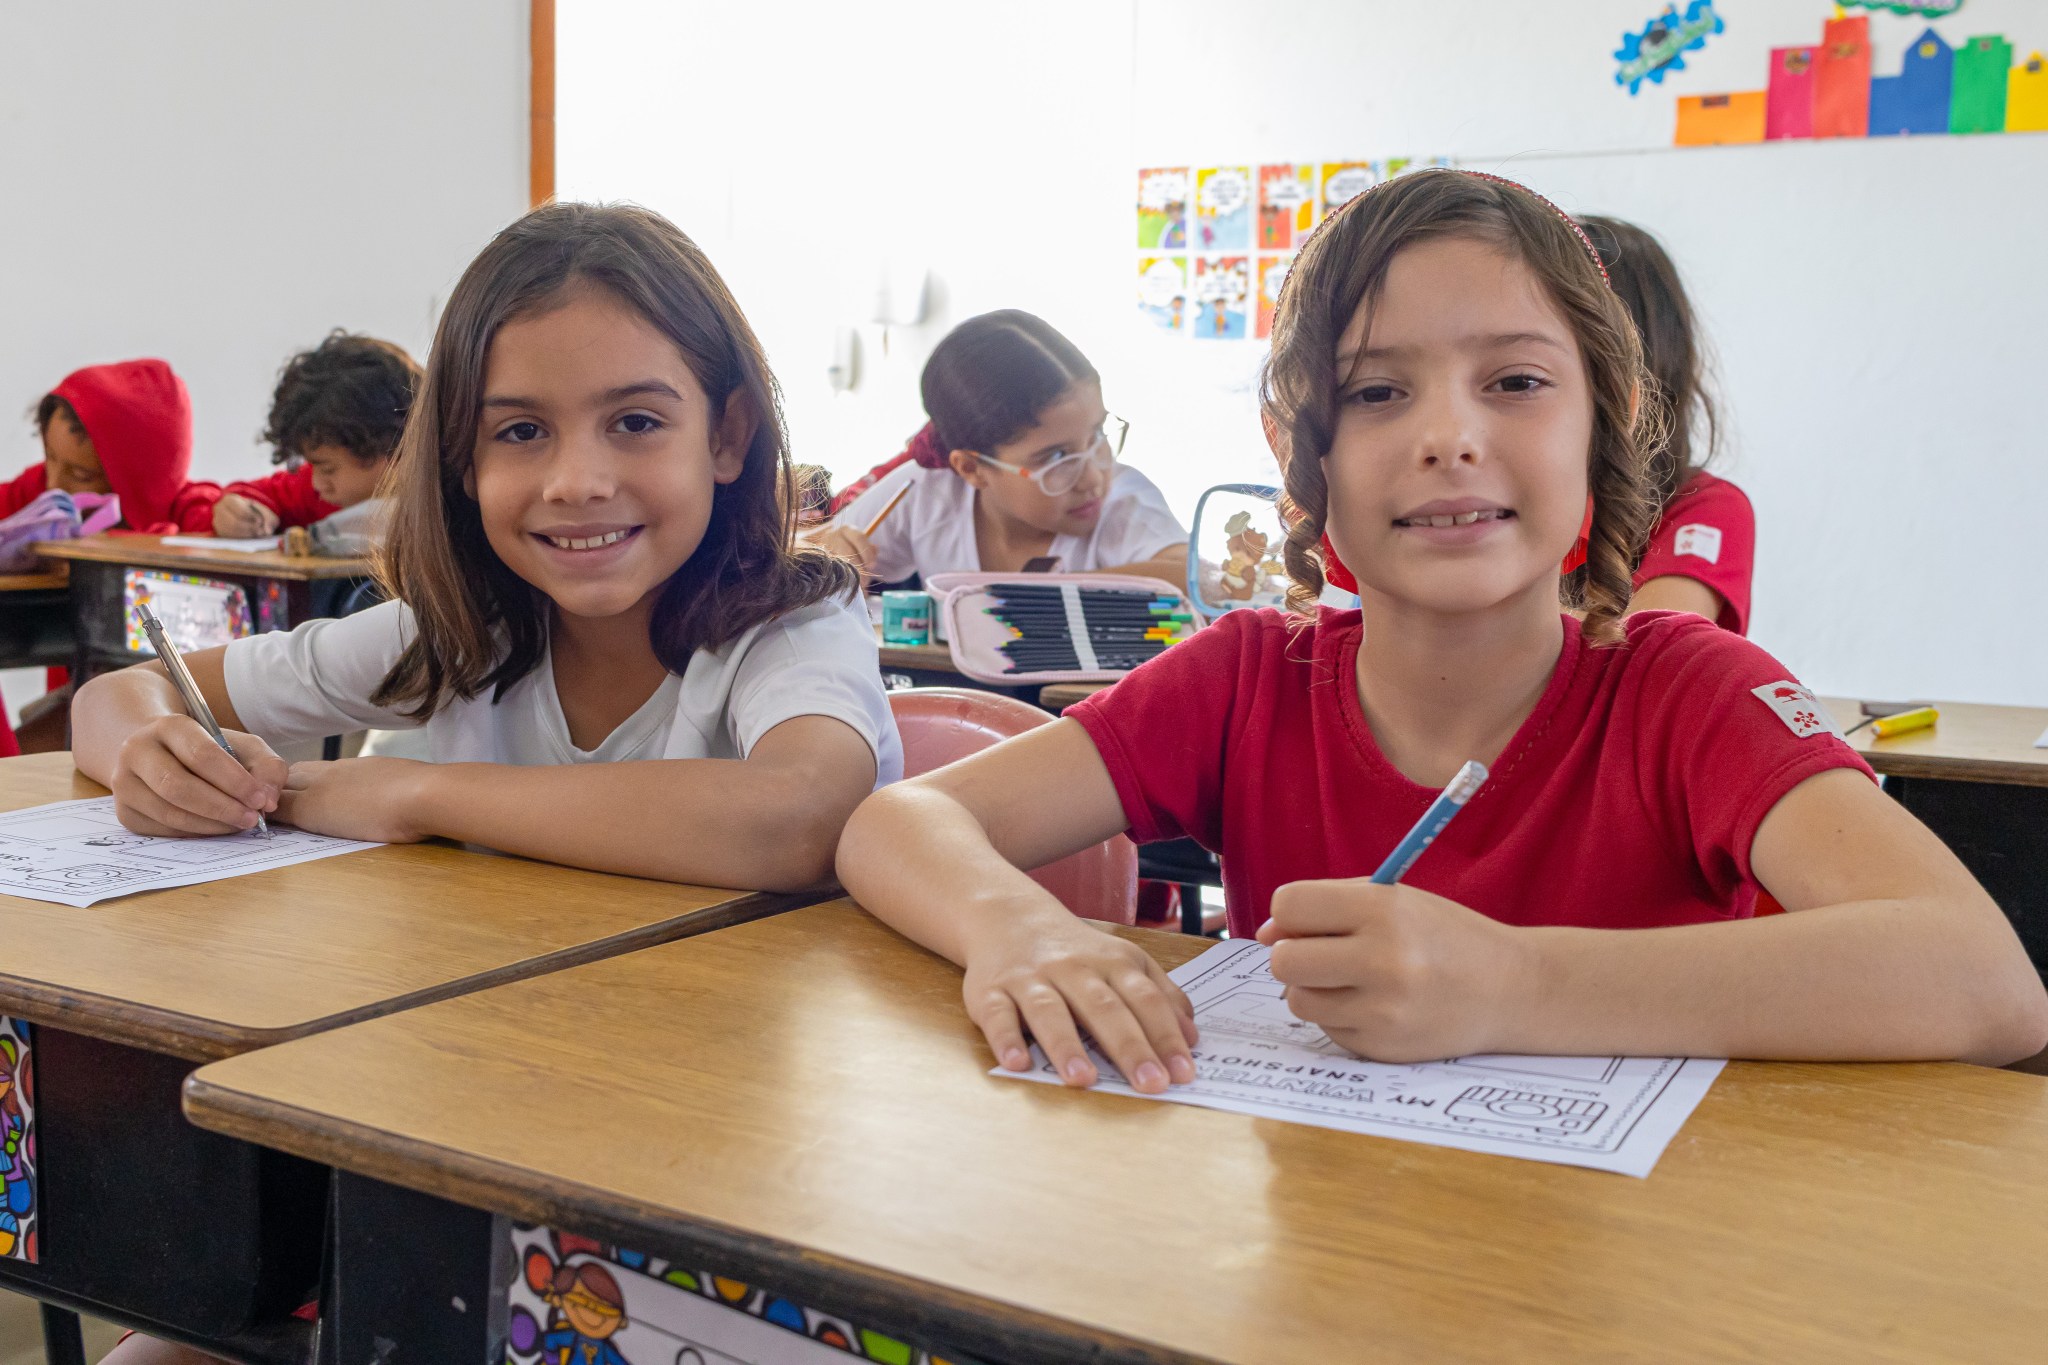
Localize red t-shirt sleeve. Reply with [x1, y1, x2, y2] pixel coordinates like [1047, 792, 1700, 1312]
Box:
[1628, 613, 1873, 903]
[223, 464, 338, 528]
[165, 480, 224, 533]
[1635, 473, 1755, 634]
[1066, 611, 1255, 848]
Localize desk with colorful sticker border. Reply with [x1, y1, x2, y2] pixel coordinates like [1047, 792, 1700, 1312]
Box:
[1823, 697, 2048, 982]
[184, 896, 2048, 1365]
[0, 753, 810, 1365]
[32, 537, 371, 687]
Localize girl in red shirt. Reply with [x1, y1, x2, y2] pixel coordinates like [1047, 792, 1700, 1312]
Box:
[837, 169, 2046, 1091]
[1582, 216, 1754, 633]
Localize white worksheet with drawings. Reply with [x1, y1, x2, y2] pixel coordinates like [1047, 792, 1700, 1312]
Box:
[997, 938, 1725, 1178]
[0, 797, 377, 907]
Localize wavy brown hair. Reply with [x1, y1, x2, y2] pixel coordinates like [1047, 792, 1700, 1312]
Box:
[1579, 216, 1717, 513]
[1259, 170, 1663, 644]
[371, 202, 856, 718]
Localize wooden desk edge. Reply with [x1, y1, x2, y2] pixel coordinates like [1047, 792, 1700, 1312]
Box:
[184, 911, 1212, 1362]
[34, 536, 371, 581]
[2, 887, 821, 1062]
[183, 1075, 1211, 1365]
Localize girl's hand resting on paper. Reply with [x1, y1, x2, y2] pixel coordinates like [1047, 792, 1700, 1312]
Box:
[1257, 879, 1531, 1062]
[965, 912, 1199, 1095]
[211, 493, 281, 538]
[276, 757, 435, 843]
[111, 715, 287, 837]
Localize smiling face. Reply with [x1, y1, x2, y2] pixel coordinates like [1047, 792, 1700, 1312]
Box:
[953, 380, 1116, 538]
[1323, 235, 1593, 619]
[300, 443, 390, 509]
[470, 283, 748, 623]
[42, 412, 111, 495]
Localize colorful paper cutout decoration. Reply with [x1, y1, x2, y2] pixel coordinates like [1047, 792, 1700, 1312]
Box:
[1136, 167, 1188, 249]
[1137, 256, 1187, 333]
[1193, 166, 1252, 251]
[1319, 161, 1380, 216]
[1812, 14, 1873, 138]
[0, 1019, 35, 1265]
[2009, 51, 2048, 131]
[1675, 90, 1766, 144]
[1192, 256, 1249, 340]
[1614, 2, 1725, 96]
[1255, 255, 1291, 340]
[1767, 46, 1818, 138]
[1951, 34, 2013, 132]
[1870, 28, 1954, 135]
[1840, 0, 1963, 15]
[1257, 164, 1315, 249]
[502, 1223, 969, 1365]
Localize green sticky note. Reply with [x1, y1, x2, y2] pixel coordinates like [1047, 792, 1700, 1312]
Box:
[1951, 34, 2013, 132]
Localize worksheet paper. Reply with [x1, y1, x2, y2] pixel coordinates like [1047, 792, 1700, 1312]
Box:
[997, 938, 1725, 1178]
[2035, 724, 2047, 749]
[159, 535, 281, 552]
[0, 797, 376, 907]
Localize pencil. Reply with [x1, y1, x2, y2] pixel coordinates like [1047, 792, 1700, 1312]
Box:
[1369, 760, 1487, 885]
[861, 485, 912, 537]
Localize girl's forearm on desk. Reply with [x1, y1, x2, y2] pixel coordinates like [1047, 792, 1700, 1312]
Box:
[400, 722, 876, 891]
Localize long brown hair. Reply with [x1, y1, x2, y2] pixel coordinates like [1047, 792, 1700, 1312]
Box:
[1260, 169, 1663, 644]
[372, 202, 856, 718]
[1579, 216, 1717, 512]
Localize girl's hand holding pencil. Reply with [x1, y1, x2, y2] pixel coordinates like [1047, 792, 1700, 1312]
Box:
[803, 483, 909, 582]
[1256, 879, 1529, 1063]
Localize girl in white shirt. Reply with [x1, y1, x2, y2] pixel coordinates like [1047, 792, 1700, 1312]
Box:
[813, 310, 1187, 588]
[73, 202, 901, 898]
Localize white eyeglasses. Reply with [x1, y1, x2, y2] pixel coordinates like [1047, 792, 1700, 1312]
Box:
[972, 415, 1130, 496]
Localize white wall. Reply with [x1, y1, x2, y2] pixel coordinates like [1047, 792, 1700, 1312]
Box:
[0, 0, 530, 723]
[564, 1, 2048, 705]
[0, 1, 530, 486]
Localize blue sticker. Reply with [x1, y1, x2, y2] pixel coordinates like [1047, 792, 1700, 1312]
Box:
[1615, 2, 1725, 96]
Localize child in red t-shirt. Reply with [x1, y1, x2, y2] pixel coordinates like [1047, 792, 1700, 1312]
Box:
[837, 170, 2047, 1091]
[209, 331, 420, 538]
[1582, 217, 1754, 633]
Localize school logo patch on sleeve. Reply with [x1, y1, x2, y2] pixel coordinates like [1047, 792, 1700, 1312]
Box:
[1673, 523, 1722, 563]
[1751, 682, 1842, 739]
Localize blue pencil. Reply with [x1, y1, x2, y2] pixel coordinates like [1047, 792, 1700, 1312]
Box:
[1369, 760, 1488, 885]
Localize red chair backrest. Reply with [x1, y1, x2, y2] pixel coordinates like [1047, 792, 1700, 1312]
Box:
[887, 688, 1137, 924]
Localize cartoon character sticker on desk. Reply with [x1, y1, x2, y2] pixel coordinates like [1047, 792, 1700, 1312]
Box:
[0, 1018, 37, 1263]
[502, 1223, 976, 1365]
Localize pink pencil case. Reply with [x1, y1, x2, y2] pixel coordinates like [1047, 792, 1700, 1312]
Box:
[928, 571, 1199, 685]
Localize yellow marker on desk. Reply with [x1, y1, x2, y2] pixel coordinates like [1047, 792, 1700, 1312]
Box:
[1870, 706, 1939, 739]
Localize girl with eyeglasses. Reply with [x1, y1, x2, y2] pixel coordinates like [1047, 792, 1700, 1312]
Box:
[812, 310, 1188, 589]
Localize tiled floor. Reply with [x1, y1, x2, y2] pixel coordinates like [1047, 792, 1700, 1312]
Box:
[0, 1289, 125, 1364]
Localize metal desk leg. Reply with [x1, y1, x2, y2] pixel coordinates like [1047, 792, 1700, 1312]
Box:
[40, 1304, 87, 1365]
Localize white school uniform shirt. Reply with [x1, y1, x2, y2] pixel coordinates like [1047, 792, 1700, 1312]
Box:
[832, 459, 1187, 585]
[223, 594, 903, 786]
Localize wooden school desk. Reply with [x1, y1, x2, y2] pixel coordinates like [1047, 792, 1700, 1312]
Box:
[0, 754, 812, 1365]
[185, 898, 2048, 1364]
[0, 568, 71, 673]
[34, 536, 371, 686]
[1824, 696, 2048, 981]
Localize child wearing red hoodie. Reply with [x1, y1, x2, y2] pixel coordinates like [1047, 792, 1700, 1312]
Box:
[1, 358, 215, 534]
